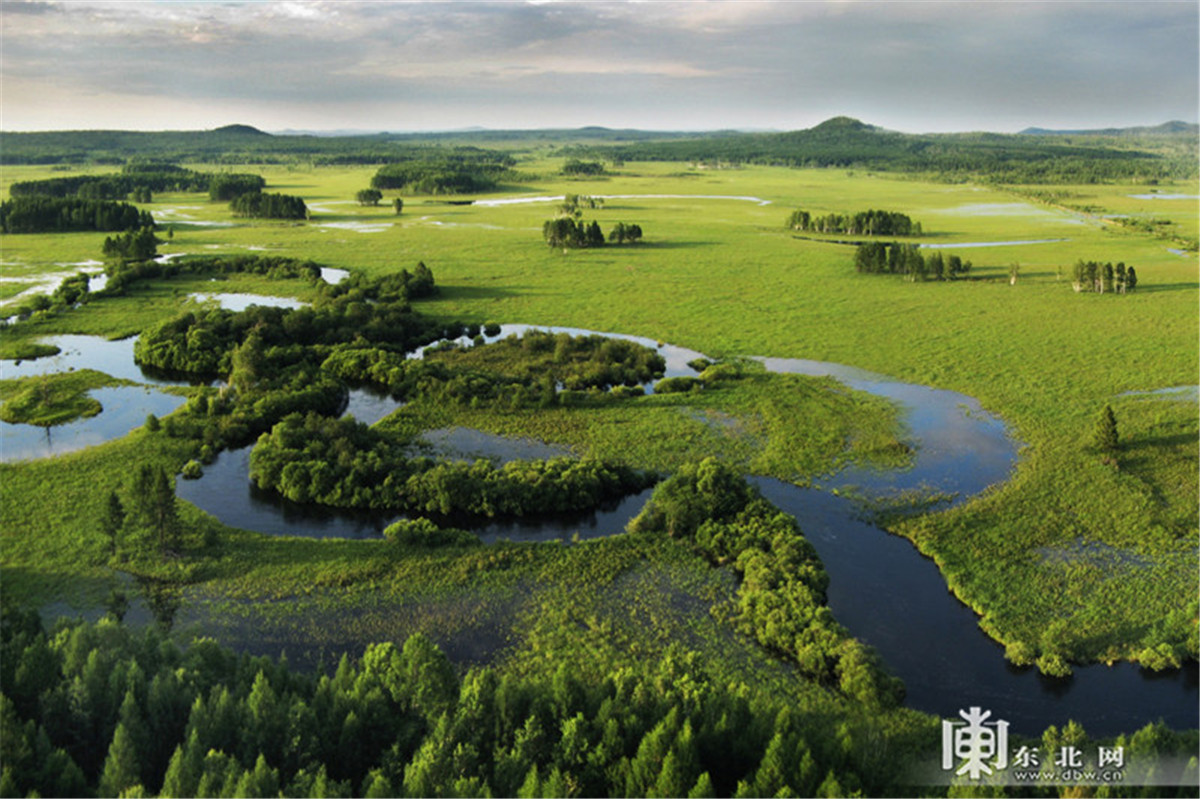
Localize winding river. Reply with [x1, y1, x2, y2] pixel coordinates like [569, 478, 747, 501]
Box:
[3, 324, 1195, 736]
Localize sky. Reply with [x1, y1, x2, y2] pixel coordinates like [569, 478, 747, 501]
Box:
[1, 0, 1197, 134]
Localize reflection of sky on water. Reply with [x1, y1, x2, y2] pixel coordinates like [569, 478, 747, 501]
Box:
[1, 335, 168, 384]
[1, 386, 185, 461]
[757, 357, 1018, 501]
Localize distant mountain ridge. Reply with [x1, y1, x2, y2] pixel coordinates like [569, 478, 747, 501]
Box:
[1019, 121, 1198, 136]
[2, 118, 1195, 183]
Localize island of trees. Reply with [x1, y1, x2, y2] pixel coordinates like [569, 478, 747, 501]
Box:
[229, 192, 308, 220]
[853, 242, 972, 280]
[1071, 260, 1138, 293]
[370, 155, 515, 195]
[786, 208, 922, 237]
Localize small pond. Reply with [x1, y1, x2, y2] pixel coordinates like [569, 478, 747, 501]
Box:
[1, 386, 186, 462]
[188, 293, 307, 312]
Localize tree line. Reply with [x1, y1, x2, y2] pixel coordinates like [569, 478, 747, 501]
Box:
[0, 196, 154, 234]
[229, 191, 308, 220]
[8, 167, 264, 201]
[1071, 260, 1138, 294]
[786, 208, 922, 237]
[853, 242, 973, 280]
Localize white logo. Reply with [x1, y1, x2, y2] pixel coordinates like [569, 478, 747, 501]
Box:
[942, 707, 1009, 779]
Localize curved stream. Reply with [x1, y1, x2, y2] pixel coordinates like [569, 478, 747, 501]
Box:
[5, 325, 1196, 735]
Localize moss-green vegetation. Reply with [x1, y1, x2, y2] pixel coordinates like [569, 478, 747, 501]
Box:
[0, 369, 120, 426]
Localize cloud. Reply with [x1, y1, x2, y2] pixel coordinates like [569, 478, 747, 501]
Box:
[1, 0, 1195, 132]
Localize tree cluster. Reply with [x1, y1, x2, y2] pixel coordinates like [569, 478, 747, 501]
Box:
[853, 242, 972, 281]
[370, 156, 513, 195]
[561, 159, 606, 176]
[249, 412, 652, 517]
[0, 197, 154, 234]
[421, 330, 665, 391]
[543, 218, 642, 249]
[355, 188, 383, 206]
[101, 227, 162, 264]
[208, 174, 269, 201]
[628, 459, 904, 707]
[229, 191, 308, 220]
[1071, 260, 1138, 294]
[786, 208, 921, 237]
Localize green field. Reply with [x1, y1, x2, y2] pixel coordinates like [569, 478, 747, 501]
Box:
[2, 160, 1197, 671]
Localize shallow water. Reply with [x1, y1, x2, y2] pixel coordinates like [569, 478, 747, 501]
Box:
[918, 238, 1068, 250]
[471, 193, 773, 207]
[0, 335, 187, 385]
[0, 385, 186, 462]
[1127, 193, 1200, 200]
[188, 293, 307, 312]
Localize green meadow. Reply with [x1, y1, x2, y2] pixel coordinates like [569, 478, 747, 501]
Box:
[2, 159, 1197, 673]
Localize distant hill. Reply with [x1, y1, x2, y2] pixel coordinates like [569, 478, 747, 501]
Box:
[211, 124, 270, 136]
[1019, 121, 1199, 136]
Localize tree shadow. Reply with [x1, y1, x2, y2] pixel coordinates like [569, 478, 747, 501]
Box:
[1131, 283, 1198, 293]
[436, 284, 523, 302]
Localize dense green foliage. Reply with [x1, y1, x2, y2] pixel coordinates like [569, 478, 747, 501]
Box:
[853, 242, 973, 280]
[8, 168, 263, 200]
[356, 188, 383, 206]
[229, 191, 308, 220]
[370, 156, 515, 195]
[561, 159, 607, 176]
[421, 330, 666, 391]
[101, 227, 161, 263]
[209, 174, 269, 201]
[249, 411, 653, 516]
[0, 196, 153, 234]
[786, 208, 921, 237]
[0, 614, 913, 798]
[630, 460, 904, 707]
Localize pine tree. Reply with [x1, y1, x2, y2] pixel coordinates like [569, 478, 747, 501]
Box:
[98, 723, 143, 797]
[101, 490, 125, 558]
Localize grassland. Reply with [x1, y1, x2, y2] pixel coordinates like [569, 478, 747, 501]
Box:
[2, 159, 1196, 674]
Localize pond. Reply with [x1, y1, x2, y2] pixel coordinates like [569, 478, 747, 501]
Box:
[0, 385, 186, 462]
[188, 293, 307, 312]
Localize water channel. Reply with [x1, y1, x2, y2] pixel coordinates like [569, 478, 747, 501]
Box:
[3, 323, 1195, 736]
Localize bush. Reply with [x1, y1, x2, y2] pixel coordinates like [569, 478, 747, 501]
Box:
[180, 460, 203, 479]
[653, 376, 701, 394]
[383, 518, 480, 548]
[1004, 640, 1037, 666]
[1035, 652, 1072, 677]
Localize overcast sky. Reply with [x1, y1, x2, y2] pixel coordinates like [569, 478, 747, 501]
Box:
[2, 0, 1196, 133]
